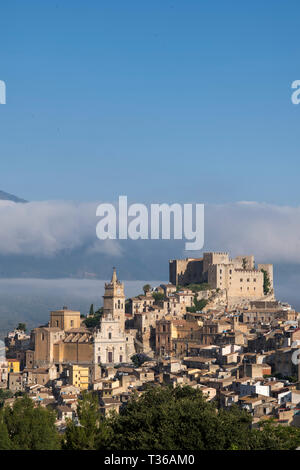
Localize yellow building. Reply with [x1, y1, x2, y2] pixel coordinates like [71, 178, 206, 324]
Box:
[67, 364, 89, 390]
[50, 307, 81, 330]
[7, 359, 20, 373]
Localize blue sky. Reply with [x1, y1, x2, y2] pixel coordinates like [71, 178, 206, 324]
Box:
[0, 1, 299, 205]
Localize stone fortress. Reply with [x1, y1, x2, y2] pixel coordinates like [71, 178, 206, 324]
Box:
[169, 252, 274, 306]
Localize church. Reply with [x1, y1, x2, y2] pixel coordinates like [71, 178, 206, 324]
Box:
[32, 268, 136, 370]
[94, 268, 135, 365]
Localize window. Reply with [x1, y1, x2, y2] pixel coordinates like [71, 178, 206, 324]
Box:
[70, 320, 74, 327]
[108, 332, 112, 339]
[240, 279, 243, 282]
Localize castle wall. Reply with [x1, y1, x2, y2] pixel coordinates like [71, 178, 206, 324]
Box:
[170, 252, 271, 302]
[169, 258, 203, 285]
[203, 252, 229, 273]
[232, 256, 254, 270]
[228, 269, 264, 297]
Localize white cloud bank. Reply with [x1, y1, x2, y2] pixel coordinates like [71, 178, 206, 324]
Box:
[0, 200, 300, 263]
[204, 202, 300, 263]
[0, 201, 98, 256]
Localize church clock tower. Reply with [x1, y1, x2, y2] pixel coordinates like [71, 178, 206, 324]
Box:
[103, 267, 125, 331]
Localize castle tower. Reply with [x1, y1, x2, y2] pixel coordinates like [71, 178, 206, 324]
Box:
[103, 268, 125, 332]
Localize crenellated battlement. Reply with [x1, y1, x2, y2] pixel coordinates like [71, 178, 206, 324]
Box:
[169, 251, 274, 300]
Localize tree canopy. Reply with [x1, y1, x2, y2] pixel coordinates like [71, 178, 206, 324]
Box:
[63, 386, 300, 451]
[143, 284, 151, 294]
[16, 323, 26, 332]
[2, 386, 300, 450]
[0, 395, 60, 450]
[83, 307, 104, 328]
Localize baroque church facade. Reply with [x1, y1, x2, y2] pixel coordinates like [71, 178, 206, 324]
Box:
[94, 268, 135, 365]
[32, 268, 136, 369]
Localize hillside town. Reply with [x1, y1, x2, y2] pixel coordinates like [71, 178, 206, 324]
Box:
[1, 251, 300, 432]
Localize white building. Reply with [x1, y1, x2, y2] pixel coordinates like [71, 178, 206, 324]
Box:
[94, 268, 135, 365]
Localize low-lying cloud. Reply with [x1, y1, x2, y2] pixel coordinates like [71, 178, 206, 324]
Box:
[0, 200, 299, 264]
[204, 202, 300, 264]
[0, 201, 98, 256]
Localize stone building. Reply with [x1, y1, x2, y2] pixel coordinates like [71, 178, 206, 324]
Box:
[103, 267, 126, 332]
[169, 252, 274, 301]
[156, 318, 201, 357]
[94, 268, 135, 366]
[33, 269, 136, 370]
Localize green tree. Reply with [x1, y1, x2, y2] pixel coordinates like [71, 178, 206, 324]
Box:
[131, 354, 147, 368]
[89, 304, 94, 316]
[252, 420, 300, 450]
[177, 283, 211, 293]
[63, 386, 300, 451]
[261, 268, 271, 294]
[17, 323, 26, 332]
[143, 284, 151, 295]
[0, 412, 11, 450]
[152, 292, 165, 303]
[83, 307, 103, 328]
[2, 395, 60, 450]
[0, 389, 13, 408]
[63, 392, 111, 450]
[187, 297, 208, 313]
[104, 386, 254, 450]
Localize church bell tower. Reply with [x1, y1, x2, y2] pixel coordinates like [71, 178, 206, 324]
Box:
[103, 267, 125, 331]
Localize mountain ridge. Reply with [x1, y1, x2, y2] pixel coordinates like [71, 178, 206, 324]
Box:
[0, 190, 27, 203]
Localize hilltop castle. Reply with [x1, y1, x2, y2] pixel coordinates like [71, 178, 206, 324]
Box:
[169, 252, 274, 300]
